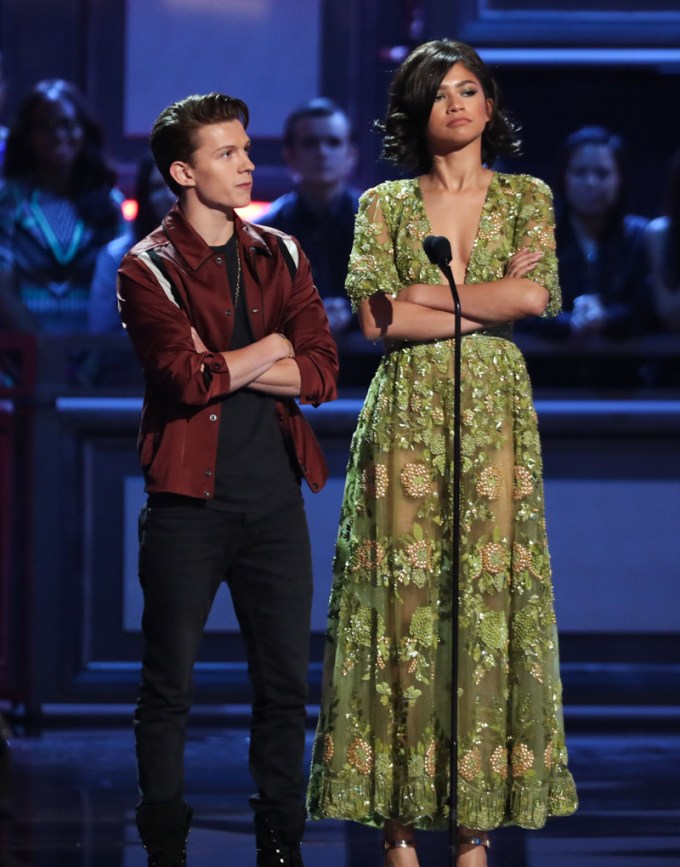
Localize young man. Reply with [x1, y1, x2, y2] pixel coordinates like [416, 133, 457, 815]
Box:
[259, 98, 359, 334]
[117, 93, 338, 867]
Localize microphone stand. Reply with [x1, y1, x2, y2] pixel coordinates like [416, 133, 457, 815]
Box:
[423, 236, 461, 867]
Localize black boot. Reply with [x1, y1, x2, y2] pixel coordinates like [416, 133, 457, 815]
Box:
[136, 801, 192, 866]
[254, 812, 305, 867]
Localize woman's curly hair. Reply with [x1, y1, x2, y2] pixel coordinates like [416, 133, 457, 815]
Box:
[378, 40, 521, 173]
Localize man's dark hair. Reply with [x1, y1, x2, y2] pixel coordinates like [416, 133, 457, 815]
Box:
[378, 40, 521, 174]
[283, 97, 351, 148]
[151, 92, 249, 195]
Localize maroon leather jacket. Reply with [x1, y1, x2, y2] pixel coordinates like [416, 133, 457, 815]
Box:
[117, 203, 339, 497]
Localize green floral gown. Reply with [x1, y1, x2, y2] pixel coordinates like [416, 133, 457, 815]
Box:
[307, 173, 578, 831]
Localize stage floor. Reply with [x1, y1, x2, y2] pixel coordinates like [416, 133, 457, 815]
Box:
[2, 720, 679, 866]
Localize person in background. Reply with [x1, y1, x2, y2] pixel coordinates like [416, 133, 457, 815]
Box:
[259, 98, 359, 335]
[88, 155, 175, 334]
[0, 54, 9, 171]
[0, 79, 123, 332]
[522, 126, 649, 339]
[645, 147, 680, 333]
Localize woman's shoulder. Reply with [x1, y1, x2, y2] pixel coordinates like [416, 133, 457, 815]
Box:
[495, 172, 554, 199]
[359, 178, 418, 206]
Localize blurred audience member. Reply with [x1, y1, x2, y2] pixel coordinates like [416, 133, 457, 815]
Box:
[645, 148, 680, 333]
[88, 155, 175, 333]
[0, 79, 123, 332]
[522, 126, 650, 339]
[259, 97, 359, 334]
[0, 54, 8, 171]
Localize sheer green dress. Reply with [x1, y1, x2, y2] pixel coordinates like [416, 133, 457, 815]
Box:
[307, 173, 578, 831]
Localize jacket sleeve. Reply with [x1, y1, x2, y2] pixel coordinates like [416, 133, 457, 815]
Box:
[117, 250, 233, 405]
[278, 238, 339, 405]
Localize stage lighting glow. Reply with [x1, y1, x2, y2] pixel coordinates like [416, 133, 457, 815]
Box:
[122, 199, 139, 222]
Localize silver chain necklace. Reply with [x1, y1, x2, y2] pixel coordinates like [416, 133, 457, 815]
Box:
[232, 241, 241, 310]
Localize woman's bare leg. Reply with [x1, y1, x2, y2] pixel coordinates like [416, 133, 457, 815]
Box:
[383, 820, 419, 867]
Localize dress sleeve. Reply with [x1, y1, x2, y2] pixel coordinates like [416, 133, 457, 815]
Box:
[345, 186, 402, 310]
[513, 177, 561, 317]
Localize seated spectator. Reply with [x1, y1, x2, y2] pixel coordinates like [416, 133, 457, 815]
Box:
[258, 97, 359, 334]
[0, 54, 8, 172]
[645, 148, 680, 332]
[0, 79, 123, 332]
[521, 125, 650, 339]
[88, 155, 175, 333]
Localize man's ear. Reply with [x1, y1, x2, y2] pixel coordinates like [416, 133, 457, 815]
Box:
[168, 160, 195, 191]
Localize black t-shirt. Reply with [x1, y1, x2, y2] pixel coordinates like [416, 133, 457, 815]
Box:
[208, 235, 301, 512]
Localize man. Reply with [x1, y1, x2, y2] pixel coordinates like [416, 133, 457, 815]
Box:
[117, 93, 338, 867]
[259, 98, 359, 334]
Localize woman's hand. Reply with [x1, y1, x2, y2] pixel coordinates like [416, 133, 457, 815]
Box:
[505, 249, 542, 278]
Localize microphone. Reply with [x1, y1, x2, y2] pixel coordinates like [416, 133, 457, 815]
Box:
[423, 235, 452, 268]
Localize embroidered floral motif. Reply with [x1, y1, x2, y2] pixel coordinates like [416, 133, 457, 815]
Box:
[514, 466, 534, 499]
[512, 743, 535, 777]
[481, 542, 509, 574]
[353, 540, 386, 570]
[400, 462, 432, 498]
[512, 543, 531, 571]
[476, 464, 503, 499]
[460, 747, 482, 782]
[406, 540, 431, 570]
[347, 738, 374, 774]
[490, 745, 509, 779]
[361, 465, 389, 498]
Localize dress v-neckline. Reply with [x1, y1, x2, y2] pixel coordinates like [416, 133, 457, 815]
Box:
[416, 172, 497, 284]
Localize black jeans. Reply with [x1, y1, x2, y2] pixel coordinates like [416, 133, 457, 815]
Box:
[134, 498, 313, 831]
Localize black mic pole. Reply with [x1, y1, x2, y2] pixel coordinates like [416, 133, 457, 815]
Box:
[423, 235, 461, 867]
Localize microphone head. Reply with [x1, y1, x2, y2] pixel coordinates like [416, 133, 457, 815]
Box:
[423, 235, 452, 267]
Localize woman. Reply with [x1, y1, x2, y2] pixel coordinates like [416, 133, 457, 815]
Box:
[0, 79, 123, 332]
[307, 40, 578, 866]
[530, 126, 649, 338]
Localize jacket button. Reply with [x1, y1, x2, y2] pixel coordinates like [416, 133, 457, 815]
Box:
[215, 256, 224, 265]
[204, 469, 213, 476]
[312, 482, 319, 491]
[225, 310, 232, 317]
[209, 413, 217, 421]
[251, 308, 259, 313]
[203, 491, 210, 497]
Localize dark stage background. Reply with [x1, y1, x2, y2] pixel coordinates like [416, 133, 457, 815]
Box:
[0, 0, 678, 718]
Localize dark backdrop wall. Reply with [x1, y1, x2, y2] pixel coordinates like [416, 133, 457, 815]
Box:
[1, 0, 679, 213]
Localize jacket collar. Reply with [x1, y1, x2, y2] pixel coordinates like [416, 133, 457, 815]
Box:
[161, 202, 273, 270]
